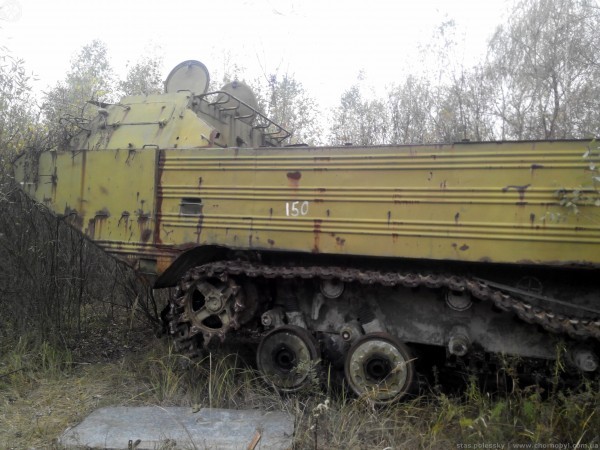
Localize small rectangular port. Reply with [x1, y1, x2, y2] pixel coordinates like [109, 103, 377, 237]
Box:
[180, 198, 203, 215]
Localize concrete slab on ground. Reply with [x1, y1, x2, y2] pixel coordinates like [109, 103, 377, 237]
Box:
[59, 406, 294, 449]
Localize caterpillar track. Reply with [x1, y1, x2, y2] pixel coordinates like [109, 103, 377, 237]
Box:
[164, 260, 600, 403]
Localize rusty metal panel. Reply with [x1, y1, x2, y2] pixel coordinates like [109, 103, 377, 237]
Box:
[16, 147, 163, 271]
[157, 140, 600, 268]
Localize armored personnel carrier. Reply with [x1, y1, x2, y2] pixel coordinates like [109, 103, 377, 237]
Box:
[14, 60, 600, 403]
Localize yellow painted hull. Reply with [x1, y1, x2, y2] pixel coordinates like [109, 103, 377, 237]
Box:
[14, 139, 600, 281]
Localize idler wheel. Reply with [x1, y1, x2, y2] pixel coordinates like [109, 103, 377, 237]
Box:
[257, 325, 320, 392]
[344, 332, 415, 404]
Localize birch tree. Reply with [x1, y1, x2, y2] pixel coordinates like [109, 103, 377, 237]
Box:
[486, 0, 600, 139]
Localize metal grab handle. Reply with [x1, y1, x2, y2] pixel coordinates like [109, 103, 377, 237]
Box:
[198, 91, 291, 144]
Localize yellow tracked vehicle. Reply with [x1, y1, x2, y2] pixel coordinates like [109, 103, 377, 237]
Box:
[13, 61, 600, 402]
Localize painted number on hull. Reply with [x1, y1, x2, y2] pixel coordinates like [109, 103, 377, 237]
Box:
[286, 201, 309, 217]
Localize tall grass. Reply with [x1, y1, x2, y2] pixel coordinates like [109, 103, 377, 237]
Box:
[141, 343, 276, 410]
[0, 331, 598, 449]
[99, 341, 600, 448]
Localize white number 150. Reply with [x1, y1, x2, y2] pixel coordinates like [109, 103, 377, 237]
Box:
[285, 201, 309, 217]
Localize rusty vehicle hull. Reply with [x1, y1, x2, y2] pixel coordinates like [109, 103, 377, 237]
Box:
[14, 141, 600, 279]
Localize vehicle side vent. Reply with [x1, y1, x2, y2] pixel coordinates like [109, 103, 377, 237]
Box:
[180, 198, 203, 215]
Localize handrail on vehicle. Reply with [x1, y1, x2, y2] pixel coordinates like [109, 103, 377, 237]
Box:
[197, 90, 291, 145]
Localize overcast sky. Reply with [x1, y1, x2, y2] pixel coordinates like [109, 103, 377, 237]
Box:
[1, 0, 512, 108]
